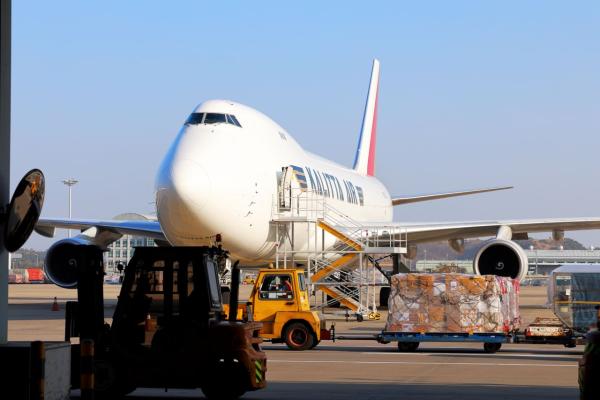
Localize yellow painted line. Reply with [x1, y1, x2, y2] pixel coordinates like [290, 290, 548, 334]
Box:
[317, 220, 362, 250]
[555, 301, 600, 305]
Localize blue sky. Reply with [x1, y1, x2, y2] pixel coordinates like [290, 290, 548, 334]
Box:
[10, 1, 600, 250]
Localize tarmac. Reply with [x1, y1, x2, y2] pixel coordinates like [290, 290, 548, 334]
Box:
[8, 284, 581, 399]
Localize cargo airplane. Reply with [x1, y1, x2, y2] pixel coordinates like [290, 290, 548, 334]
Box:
[35, 59, 600, 287]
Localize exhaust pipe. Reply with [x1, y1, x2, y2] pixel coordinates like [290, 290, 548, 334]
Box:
[228, 261, 240, 322]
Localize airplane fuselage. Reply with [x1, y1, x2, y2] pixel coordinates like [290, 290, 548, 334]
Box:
[155, 100, 393, 262]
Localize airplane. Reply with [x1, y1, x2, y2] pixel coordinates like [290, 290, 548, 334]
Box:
[35, 59, 600, 288]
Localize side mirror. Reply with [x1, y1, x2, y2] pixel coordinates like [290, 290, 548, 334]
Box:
[2, 169, 45, 252]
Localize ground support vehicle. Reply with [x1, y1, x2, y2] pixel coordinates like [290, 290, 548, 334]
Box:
[227, 268, 584, 353]
[512, 317, 581, 347]
[65, 246, 266, 399]
[224, 268, 331, 350]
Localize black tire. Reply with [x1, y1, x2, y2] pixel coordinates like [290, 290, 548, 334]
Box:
[397, 342, 419, 352]
[201, 361, 247, 400]
[284, 322, 315, 351]
[94, 360, 135, 399]
[483, 342, 502, 353]
[379, 287, 391, 309]
[310, 334, 320, 349]
[202, 383, 245, 400]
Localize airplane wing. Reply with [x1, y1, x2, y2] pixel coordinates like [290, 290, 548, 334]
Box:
[391, 186, 513, 206]
[35, 218, 166, 241]
[395, 218, 600, 243]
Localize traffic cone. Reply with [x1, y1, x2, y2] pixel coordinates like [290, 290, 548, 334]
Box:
[51, 296, 59, 311]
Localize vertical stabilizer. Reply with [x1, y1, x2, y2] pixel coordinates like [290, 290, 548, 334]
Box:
[353, 59, 380, 176]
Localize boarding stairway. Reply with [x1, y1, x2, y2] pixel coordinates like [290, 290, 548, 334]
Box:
[271, 184, 408, 316]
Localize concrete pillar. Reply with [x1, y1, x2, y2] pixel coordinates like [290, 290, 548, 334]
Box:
[0, 0, 11, 344]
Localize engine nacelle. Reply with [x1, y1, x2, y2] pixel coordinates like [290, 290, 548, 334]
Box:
[473, 239, 528, 280]
[44, 237, 98, 288]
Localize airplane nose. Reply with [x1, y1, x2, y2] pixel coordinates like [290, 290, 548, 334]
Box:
[156, 158, 211, 243]
[169, 158, 210, 210]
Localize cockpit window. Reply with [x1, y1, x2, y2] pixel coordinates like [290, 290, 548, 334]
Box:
[229, 114, 242, 127]
[185, 113, 204, 125]
[204, 113, 227, 124]
[185, 112, 242, 128]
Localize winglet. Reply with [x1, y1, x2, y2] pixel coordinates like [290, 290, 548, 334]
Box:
[353, 59, 380, 176]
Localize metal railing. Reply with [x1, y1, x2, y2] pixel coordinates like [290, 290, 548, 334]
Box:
[271, 187, 407, 316]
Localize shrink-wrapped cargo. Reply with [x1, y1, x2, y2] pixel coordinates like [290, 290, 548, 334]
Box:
[385, 273, 520, 333]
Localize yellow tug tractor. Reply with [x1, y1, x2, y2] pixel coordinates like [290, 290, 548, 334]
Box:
[65, 246, 266, 399]
[224, 269, 332, 350]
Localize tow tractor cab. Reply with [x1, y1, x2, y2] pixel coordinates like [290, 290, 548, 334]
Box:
[65, 246, 266, 399]
[224, 269, 330, 350]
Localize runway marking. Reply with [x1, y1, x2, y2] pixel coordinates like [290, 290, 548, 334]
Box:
[268, 359, 576, 367]
[360, 352, 581, 359]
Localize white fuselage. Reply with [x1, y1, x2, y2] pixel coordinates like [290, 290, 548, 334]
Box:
[155, 100, 393, 263]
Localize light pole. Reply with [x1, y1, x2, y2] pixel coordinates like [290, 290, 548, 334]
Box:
[62, 178, 78, 238]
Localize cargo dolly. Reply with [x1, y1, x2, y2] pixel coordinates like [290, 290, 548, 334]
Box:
[380, 331, 506, 353]
[329, 326, 507, 353]
[328, 322, 584, 353]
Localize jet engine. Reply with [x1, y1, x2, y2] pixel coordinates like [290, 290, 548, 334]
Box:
[473, 239, 528, 280]
[44, 237, 99, 288]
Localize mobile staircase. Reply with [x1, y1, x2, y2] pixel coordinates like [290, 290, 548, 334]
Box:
[271, 184, 408, 319]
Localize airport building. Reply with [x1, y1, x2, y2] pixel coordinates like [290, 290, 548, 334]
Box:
[414, 248, 600, 275]
[104, 213, 157, 272]
[524, 248, 600, 275]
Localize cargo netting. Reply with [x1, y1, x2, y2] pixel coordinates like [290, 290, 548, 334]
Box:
[385, 273, 520, 334]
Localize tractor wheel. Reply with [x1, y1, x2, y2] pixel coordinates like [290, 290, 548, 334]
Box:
[284, 322, 315, 351]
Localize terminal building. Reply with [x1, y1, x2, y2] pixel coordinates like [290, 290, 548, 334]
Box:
[104, 213, 156, 273]
[414, 248, 600, 276]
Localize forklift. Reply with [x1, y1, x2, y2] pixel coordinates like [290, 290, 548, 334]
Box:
[65, 245, 266, 399]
